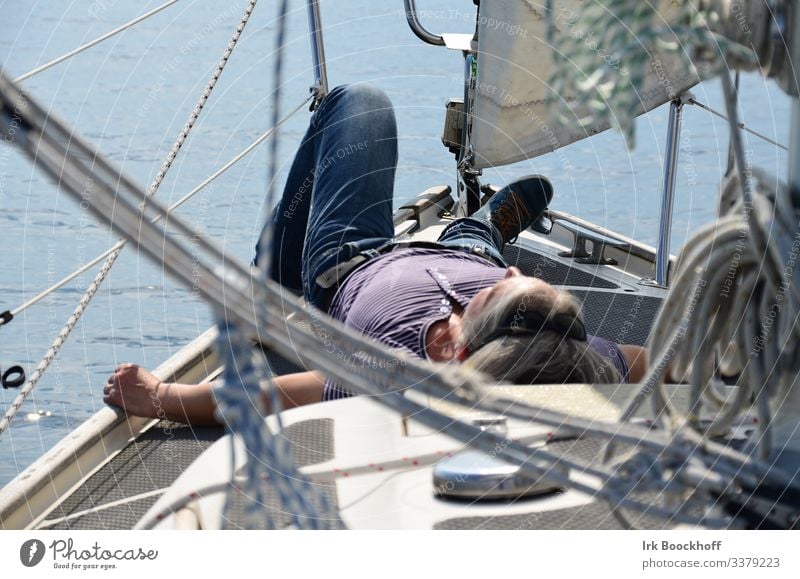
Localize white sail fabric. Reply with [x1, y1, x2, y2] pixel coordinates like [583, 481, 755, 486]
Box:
[470, 1, 700, 169]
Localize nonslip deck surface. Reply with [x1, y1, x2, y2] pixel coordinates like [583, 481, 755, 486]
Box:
[41, 422, 224, 530]
[39, 417, 334, 530]
[503, 244, 620, 289]
[572, 289, 661, 347]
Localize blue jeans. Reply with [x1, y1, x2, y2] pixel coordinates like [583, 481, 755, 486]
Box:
[255, 85, 507, 311]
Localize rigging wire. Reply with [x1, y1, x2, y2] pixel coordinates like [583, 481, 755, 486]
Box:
[0, 94, 310, 328]
[259, 0, 291, 282]
[14, 1, 179, 83]
[689, 97, 788, 152]
[0, 0, 260, 436]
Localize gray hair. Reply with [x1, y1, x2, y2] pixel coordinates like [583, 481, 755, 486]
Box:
[460, 281, 622, 384]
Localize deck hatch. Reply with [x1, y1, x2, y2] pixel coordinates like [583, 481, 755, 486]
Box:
[434, 438, 678, 530]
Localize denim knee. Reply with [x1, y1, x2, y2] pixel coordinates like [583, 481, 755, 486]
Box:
[332, 84, 392, 109]
[315, 84, 395, 128]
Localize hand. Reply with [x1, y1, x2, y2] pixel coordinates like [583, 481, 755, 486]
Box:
[104, 363, 166, 419]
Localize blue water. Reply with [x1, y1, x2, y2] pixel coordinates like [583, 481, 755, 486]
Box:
[0, 0, 790, 486]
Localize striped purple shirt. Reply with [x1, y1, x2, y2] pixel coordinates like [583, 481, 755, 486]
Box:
[323, 248, 628, 399]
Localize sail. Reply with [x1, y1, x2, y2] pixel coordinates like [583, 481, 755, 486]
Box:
[470, 0, 701, 170]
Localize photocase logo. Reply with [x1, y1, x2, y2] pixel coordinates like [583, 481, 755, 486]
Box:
[20, 539, 46, 567]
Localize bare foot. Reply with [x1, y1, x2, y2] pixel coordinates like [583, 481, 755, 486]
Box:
[104, 363, 167, 419]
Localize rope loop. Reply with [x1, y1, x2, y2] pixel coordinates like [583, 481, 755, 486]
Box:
[1, 365, 25, 389]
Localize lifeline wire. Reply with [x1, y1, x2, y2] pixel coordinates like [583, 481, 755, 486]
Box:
[0, 0, 260, 436]
[14, 1, 180, 83]
[0, 95, 309, 326]
[689, 97, 788, 151]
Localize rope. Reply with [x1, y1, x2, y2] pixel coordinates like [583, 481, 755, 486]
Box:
[14, 1, 179, 83]
[136, 322, 342, 530]
[258, 0, 291, 281]
[142, 0, 258, 202]
[215, 0, 343, 530]
[0, 0, 259, 436]
[605, 73, 800, 527]
[0, 95, 309, 327]
[0, 259, 114, 435]
[214, 322, 343, 529]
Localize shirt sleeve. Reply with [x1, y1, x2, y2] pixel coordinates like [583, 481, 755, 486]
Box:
[322, 380, 352, 401]
[586, 335, 630, 382]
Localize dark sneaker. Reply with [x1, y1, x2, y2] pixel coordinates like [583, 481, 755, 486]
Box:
[487, 174, 553, 245]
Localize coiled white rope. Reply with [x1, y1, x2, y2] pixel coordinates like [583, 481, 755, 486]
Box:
[622, 70, 800, 458]
[645, 172, 799, 459]
[0, 0, 260, 437]
[604, 70, 800, 527]
[606, 170, 800, 526]
[540, 1, 799, 527]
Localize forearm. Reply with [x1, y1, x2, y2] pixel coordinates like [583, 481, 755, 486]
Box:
[261, 370, 325, 413]
[159, 370, 326, 425]
[160, 382, 220, 426]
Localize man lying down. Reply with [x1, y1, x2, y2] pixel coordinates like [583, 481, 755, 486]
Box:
[104, 85, 647, 426]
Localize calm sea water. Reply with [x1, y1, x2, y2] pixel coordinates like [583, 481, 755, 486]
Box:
[0, 0, 790, 485]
